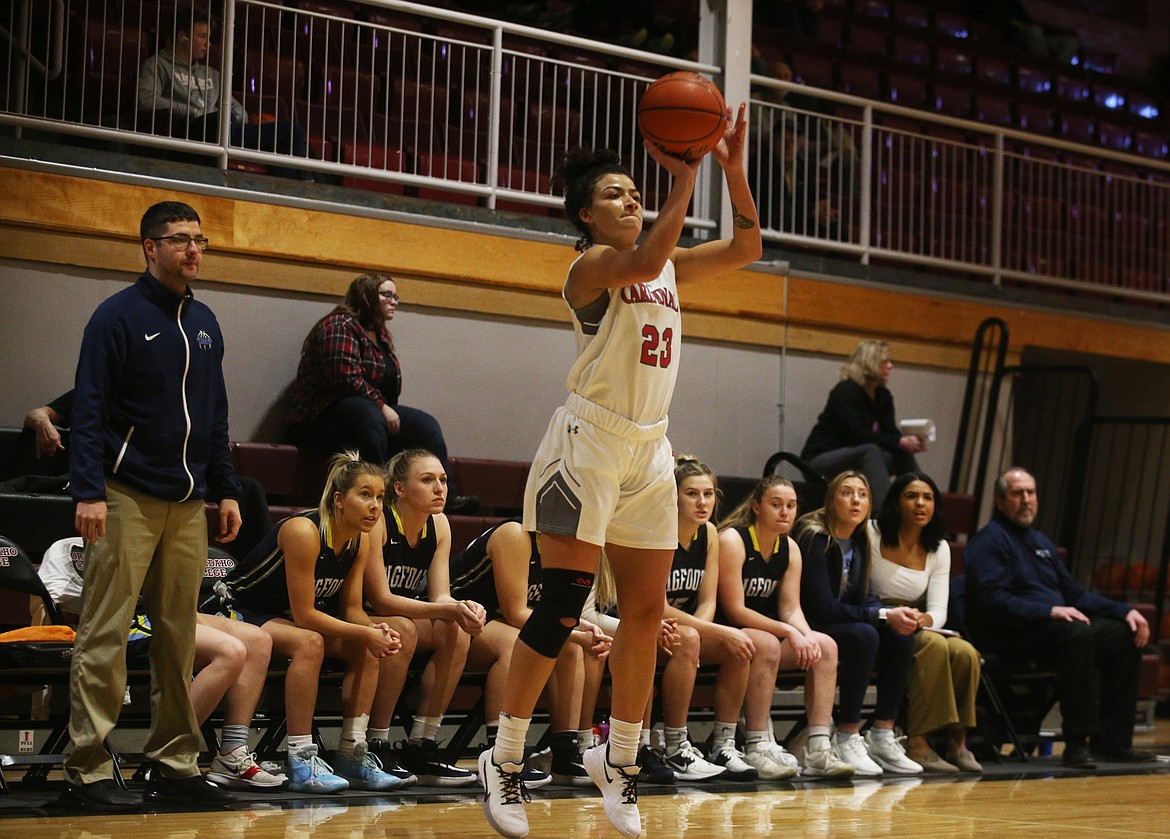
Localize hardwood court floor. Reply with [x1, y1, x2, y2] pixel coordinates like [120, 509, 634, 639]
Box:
[3, 770, 1169, 838]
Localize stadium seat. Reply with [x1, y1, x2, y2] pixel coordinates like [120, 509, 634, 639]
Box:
[415, 152, 481, 206]
[891, 34, 930, 66]
[935, 43, 973, 76]
[340, 140, 406, 193]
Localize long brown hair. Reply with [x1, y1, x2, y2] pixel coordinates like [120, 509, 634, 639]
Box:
[335, 272, 393, 333]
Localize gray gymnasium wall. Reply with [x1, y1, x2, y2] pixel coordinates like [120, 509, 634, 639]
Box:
[0, 258, 963, 483]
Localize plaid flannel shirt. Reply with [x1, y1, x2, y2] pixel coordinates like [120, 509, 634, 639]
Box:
[286, 311, 402, 425]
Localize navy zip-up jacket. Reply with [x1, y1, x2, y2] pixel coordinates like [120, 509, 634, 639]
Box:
[964, 510, 1129, 633]
[796, 522, 884, 627]
[70, 271, 240, 504]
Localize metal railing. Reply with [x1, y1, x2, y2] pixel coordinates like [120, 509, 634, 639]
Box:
[3, 0, 1170, 302]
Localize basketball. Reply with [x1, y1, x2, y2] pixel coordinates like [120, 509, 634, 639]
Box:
[638, 72, 727, 161]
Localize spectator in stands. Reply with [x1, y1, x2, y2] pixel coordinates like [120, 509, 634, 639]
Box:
[39, 537, 286, 790]
[136, 10, 311, 180]
[451, 518, 612, 786]
[362, 448, 485, 787]
[964, 466, 1154, 768]
[211, 451, 406, 793]
[716, 473, 854, 778]
[966, 0, 1080, 65]
[800, 339, 923, 510]
[868, 472, 982, 773]
[479, 103, 760, 839]
[793, 471, 923, 777]
[285, 272, 478, 514]
[753, 116, 839, 238]
[62, 201, 242, 811]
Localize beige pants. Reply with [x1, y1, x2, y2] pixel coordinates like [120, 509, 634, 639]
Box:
[907, 630, 981, 738]
[65, 478, 207, 784]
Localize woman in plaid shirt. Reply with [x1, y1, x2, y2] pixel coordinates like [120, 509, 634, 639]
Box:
[286, 273, 475, 511]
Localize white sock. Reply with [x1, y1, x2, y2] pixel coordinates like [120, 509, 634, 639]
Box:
[606, 718, 642, 768]
[492, 713, 531, 765]
[744, 729, 770, 750]
[578, 728, 595, 755]
[869, 728, 894, 740]
[368, 727, 391, 742]
[711, 721, 737, 746]
[808, 725, 831, 750]
[410, 715, 441, 745]
[664, 725, 688, 755]
[639, 727, 651, 748]
[288, 734, 314, 755]
[338, 713, 370, 756]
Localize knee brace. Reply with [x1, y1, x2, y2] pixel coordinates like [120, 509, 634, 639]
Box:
[518, 568, 595, 658]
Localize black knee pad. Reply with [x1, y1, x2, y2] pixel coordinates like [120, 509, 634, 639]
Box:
[518, 568, 595, 658]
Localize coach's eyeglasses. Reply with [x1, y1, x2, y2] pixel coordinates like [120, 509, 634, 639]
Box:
[153, 234, 209, 252]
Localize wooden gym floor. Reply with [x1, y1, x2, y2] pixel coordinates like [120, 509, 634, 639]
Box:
[2, 725, 1168, 837]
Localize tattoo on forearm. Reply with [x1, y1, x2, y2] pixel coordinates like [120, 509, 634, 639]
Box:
[731, 202, 756, 230]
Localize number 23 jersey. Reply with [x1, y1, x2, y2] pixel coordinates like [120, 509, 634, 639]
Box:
[565, 257, 680, 427]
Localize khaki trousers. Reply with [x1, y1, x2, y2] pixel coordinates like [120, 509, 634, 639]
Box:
[907, 630, 981, 737]
[65, 478, 207, 784]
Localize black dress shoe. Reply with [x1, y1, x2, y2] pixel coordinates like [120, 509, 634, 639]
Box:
[58, 779, 141, 811]
[1094, 747, 1156, 763]
[445, 494, 481, 515]
[1061, 745, 1097, 768]
[145, 773, 236, 804]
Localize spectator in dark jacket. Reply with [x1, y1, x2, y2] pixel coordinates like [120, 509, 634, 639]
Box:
[964, 467, 1153, 768]
[793, 471, 922, 777]
[801, 339, 923, 509]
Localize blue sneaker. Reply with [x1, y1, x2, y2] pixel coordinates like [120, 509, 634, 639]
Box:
[286, 744, 349, 794]
[332, 742, 408, 791]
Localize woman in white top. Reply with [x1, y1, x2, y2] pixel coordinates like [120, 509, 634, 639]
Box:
[868, 471, 982, 772]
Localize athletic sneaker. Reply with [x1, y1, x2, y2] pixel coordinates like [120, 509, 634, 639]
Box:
[835, 733, 883, 777]
[521, 765, 551, 790]
[584, 744, 643, 838]
[207, 745, 288, 789]
[367, 738, 418, 787]
[551, 742, 591, 786]
[397, 738, 478, 787]
[744, 739, 799, 781]
[801, 741, 856, 778]
[863, 731, 923, 775]
[333, 742, 409, 791]
[635, 745, 677, 785]
[479, 747, 530, 839]
[663, 739, 728, 782]
[707, 737, 761, 781]
[286, 744, 349, 794]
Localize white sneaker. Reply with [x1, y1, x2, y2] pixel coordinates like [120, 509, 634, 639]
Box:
[801, 741, 856, 778]
[207, 745, 288, 789]
[584, 744, 642, 837]
[863, 731, 923, 775]
[743, 740, 798, 780]
[662, 740, 728, 782]
[708, 738, 760, 781]
[835, 733, 883, 777]
[479, 748, 530, 839]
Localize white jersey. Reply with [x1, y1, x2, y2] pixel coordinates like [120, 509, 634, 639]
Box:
[564, 257, 681, 430]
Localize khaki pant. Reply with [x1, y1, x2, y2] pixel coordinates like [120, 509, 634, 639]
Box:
[906, 630, 981, 738]
[65, 478, 207, 784]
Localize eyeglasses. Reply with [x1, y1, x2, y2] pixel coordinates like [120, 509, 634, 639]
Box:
[378, 291, 400, 303]
[153, 234, 209, 252]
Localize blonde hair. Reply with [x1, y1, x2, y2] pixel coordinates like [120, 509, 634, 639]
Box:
[840, 339, 890, 386]
[319, 450, 386, 539]
[718, 475, 795, 531]
[593, 550, 617, 613]
[387, 448, 442, 509]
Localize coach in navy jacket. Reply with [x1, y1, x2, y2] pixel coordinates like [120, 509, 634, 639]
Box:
[62, 201, 241, 810]
[964, 467, 1152, 768]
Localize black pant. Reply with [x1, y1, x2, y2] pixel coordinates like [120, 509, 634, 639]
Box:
[817, 620, 917, 724]
[173, 112, 309, 179]
[976, 617, 1140, 750]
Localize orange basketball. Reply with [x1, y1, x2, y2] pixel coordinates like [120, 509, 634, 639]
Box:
[638, 71, 727, 161]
